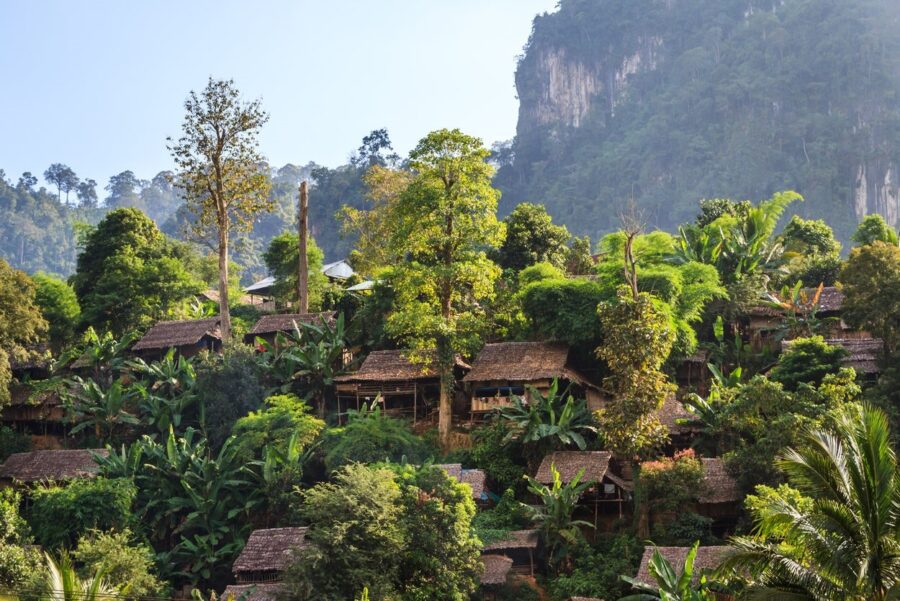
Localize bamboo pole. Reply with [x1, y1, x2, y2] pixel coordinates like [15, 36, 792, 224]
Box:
[297, 181, 309, 313]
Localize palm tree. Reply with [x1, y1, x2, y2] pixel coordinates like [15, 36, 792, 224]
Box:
[40, 552, 116, 601]
[620, 541, 715, 601]
[721, 404, 900, 600]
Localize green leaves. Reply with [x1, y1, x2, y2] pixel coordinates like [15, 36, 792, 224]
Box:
[498, 379, 596, 452]
[524, 464, 594, 571]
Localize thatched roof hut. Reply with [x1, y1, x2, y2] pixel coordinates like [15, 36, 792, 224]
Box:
[131, 318, 222, 357]
[535, 451, 617, 486]
[435, 463, 489, 503]
[633, 546, 731, 588]
[0, 449, 107, 484]
[481, 530, 539, 552]
[220, 583, 281, 601]
[334, 349, 467, 383]
[245, 312, 335, 342]
[699, 458, 741, 505]
[480, 554, 513, 586]
[232, 527, 308, 583]
[463, 342, 592, 386]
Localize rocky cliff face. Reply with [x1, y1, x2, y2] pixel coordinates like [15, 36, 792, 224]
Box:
[497, 0, 900, 240]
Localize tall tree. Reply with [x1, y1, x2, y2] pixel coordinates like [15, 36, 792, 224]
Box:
[0, 260, 48, 406]
[168, 78, 273, 339]
[496, 202, 571, 271]
[43, 164, 78, 204]
[76, 178, 99, 208]
[840, 241, 900, 355]
[596, 287, 676, 459]
[338, 165, 412, 276]
[71, 208, 202, 335]
[387, 129, 504, 445]
[104, 171, 143, 209]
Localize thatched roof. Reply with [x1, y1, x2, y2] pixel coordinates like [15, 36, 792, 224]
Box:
[634, 546, 731, 587]
[699, 458, 741, 504]
[232, 527, 308, 574]
[435, 464, 488, 501]
[132, 318, 221, 351]
[247, 312, 335, 336]
[221, 583, 281, 601]
[535, 451, 612, 486]
[749, 286, 844, 318]
[482, 530, 539, 551]
[480, 554, 513, 585]
[0, 449, 107, 482]
[333, 350, 468, 383]
[463, 342, 593, 387]
[655, 397, 697, 435]
[781, 337, 883, 375]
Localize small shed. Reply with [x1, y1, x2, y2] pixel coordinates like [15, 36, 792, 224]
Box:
[220, 583, 281, 601]
[463, 342, 603, 419]
[232, 527, 308, 584]
[633, 545, 732, 588]
[481, 530, 539, 577]
[676, 351, 709, 395]
[333, 350, 469, 423]
[536, 451, 632, 525]
[131, 317, 222, 360]
[435, 463, 490, 505]
[0, 449, 108, 486]
[244, 312, 335, 345]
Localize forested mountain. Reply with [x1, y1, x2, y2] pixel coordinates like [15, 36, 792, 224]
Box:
[495, 0, 900, 242]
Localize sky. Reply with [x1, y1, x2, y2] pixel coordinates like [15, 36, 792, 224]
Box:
[0, 0, 558, 187]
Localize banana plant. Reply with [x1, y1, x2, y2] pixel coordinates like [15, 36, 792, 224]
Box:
[40, 551, 116, 601]
[620, 541, 715, 600]
[498, 379, 596, 451]
[61, 377, 141, 444]
[130, 349, 200, 436]
[523, 464, 594, 571]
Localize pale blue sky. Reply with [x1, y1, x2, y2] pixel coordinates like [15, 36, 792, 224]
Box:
[0, 0, 558, 186]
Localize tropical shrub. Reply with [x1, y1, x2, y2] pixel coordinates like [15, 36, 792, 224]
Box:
[73, 529, 170, 599]
[28, 477, 136, 549]
[638, 449, 704, 512]
[322, 404, 431, 472]
[769, 335, 847, 391]
[545, 534, 643, 601]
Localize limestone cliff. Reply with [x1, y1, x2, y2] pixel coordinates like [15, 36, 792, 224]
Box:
[497, 0, 900, 241]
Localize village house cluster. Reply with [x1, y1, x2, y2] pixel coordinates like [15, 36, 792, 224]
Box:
[0, 278, 883, 599]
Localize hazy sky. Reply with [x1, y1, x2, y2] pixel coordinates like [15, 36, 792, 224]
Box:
[0, 1, 557, 187]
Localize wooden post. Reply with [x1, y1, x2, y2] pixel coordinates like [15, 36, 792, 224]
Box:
[297, 181, 309, 313]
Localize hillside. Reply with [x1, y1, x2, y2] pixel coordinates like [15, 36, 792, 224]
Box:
[495, 0, 900, 241]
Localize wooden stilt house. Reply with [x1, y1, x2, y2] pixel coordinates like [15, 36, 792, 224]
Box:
[222, 527, 308, 601]
[244, 312, 335, 346]
[333, 350, 470, 424]
[535, 451, 632, 530]
[463, 342, 604, 421]
[480, 530, 539, 577]
[131, 317, 222, 360]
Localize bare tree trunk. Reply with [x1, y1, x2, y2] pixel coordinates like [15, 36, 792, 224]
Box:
[297, 181, 309, 314]
[439, 371, 452, 447]
[218, 218, 232, 339]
